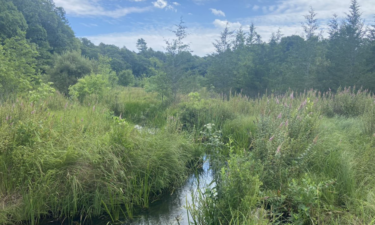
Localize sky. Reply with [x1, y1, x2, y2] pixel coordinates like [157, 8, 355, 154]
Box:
[53, 0, 375, 56]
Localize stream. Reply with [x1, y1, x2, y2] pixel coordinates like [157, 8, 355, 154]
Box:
[126, 157, 214, 225]
[40, 157, 214, 225]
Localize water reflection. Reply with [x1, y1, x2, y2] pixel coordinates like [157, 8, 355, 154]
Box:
[127, 157, 213, 225]
[39, 158, 213, 225]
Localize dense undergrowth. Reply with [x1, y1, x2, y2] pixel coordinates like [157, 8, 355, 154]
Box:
[186, 87, 375, 225]
[0, 89, 201, 224]
[1, 87, 375, 224]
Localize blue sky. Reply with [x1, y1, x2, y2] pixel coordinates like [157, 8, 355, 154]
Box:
[54, 0, 375, 56]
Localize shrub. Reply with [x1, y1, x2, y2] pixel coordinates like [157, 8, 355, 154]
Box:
[48, 51, 92, 95]
[28, 82, 56, 103]
[222, 116, 257, 150]
[69, 73, 109, 102]
[179, 93, 235, 130]
[118, 70, 135, 86]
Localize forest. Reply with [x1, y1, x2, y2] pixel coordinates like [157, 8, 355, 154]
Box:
[1, 0, 375, 224]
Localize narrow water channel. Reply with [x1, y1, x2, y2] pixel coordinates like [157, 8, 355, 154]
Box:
[126, 157, 214, 225]
[40, 157, 214, 225]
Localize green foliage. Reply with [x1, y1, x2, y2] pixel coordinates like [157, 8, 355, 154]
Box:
[144, 68, 172, 101]
[92, 55, 118, 87]
[222, 116, 257, 150]
[320, 87, 371, 117]
[48, 51, 92, 95]
[287, 174, 336, 224]
[69, 73, 109, 102]
[0, 36, 39, 99]
[0, 95, 199, 224]
[0, 0, 27, 39]
[178, 92, 235, 130]
[12, 0, 78, 54]
[118, 69, 135, 86]
[28, 82, 55, 103]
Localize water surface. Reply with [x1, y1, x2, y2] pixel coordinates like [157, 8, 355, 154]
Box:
[127, 157, 213, 225]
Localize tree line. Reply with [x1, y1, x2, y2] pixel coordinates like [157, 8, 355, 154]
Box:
[0, 0, 374, 101]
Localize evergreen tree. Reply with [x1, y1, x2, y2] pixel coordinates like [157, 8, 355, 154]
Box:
[136, 38, 148, 52]
[213, 24, 233, 53]
[163, 18, 192, 98]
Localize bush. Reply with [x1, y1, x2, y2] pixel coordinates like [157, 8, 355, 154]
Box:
[48, 51, 92, 95]
[222, 116, 257, 150]
[69, 73, 109, 102]
[179, 92, 235, 130]
[320, 87, 371, 117]
[118, 70, 135, 86]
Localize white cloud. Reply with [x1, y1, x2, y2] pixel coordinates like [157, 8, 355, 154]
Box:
[240, 0, 375, 41]
[53, 0, 150, 18]
[166, 5, 177, 12]
[83, 27, 218, 56]
[253, 0, 375, 25]
[64, 0, 375, 57]
[173, 2, 180, 6]
[153, 0, 168, 9]
[210, 8, 225, 17]
[213, 19, 242, 29]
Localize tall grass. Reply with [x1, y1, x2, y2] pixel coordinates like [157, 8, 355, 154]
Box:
[0, 91, 201, 224]
[2, 86, 375, 224]
[186, 88, 375, 224]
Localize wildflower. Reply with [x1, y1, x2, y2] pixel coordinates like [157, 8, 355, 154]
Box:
[277, 113, 282, 119]
[279, 122, 284, 128]
[81, 118, 84, 122]
[93, 105, 96, 112]
[31, 110, 35, 115]
[290, 92, 294, 99]
[6, 115, 9, 121]
[276, 98, 280, 104]
[119, 113, 122, 119]
[276, 145, 282, 155]
[269, 136, 274, 141]
[285, 120, 289, 127]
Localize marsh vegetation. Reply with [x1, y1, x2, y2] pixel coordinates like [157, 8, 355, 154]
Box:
[1, 0, 375, 224]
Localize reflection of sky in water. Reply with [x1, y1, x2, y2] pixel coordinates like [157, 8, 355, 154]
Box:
[128, 157, 214, 225]
[39, 158, 214, 225]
